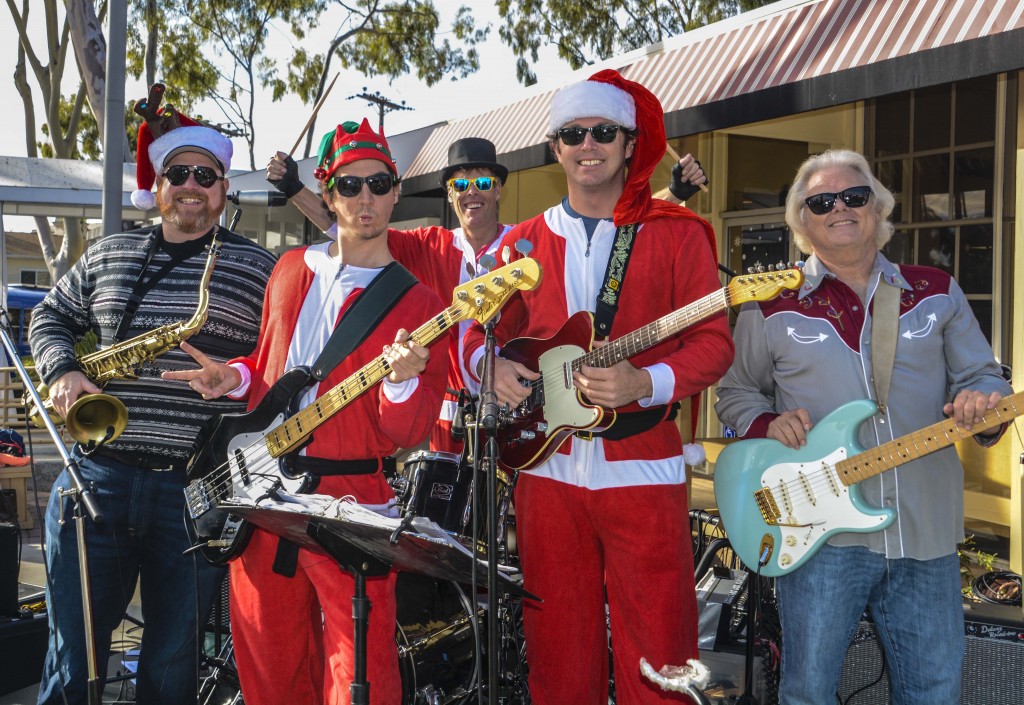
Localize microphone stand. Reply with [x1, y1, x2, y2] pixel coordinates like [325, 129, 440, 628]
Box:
[0, 310, 106, 705]
[477, 317, 501, 704]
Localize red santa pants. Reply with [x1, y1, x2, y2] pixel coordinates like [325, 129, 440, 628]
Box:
[515, 473, 699, 705]
[229, 474, 402, 705]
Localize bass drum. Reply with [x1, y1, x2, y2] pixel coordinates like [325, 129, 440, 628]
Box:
[396, 572, 478, 705]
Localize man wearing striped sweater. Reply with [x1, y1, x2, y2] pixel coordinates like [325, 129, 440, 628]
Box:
[29, 122, 276, 705]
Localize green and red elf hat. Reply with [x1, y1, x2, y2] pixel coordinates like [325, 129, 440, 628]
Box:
[313, 118, 398, 187]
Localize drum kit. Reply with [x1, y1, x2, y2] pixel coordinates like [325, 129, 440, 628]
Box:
[389, 448, 528, 705]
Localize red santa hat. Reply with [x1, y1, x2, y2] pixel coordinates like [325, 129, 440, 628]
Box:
[130, 85, 232, 210]
[313, 118, 397, 186]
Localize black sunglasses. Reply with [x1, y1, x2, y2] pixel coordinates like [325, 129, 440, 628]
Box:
[162, 165, 224, 189]
[554, 124, 624, 146]
[804, 185, 873, 215]
[330, 173, 396, 198]
[447, 176, 496, 193]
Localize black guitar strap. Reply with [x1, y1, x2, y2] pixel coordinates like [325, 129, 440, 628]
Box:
[273, 260, 416, 578]
[311, 261, 418, 381]
[593, 222, 638, 339]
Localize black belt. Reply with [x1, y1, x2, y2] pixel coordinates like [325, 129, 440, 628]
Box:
[576, 402, 680, 442]
[290, 455, 396, 477]
[89, 446, 188, 472]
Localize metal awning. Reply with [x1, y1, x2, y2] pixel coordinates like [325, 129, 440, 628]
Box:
[402, 0, 1024, 189]
[0, 156, 147, 220]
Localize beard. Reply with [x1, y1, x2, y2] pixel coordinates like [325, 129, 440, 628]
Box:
[157, 188, 219, 234]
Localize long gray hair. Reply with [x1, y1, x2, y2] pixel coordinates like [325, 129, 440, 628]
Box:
[784, 150, 895, 255]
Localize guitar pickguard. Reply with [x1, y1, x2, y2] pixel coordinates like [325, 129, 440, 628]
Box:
[536, 343, 601, 432]
[759, 447, 889, 572]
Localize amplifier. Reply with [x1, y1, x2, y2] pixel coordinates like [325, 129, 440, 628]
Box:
[837, 601, 1024, 704]
[0, 610, 49, 696]
[695, 567, 748, 651]
[0, 522, 17, 617]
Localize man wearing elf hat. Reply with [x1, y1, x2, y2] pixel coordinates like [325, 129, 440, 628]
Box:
[267, 133, 706, 456]
[172, 117, 447, 705]
[462, 69, 734, 704]
[31, 87, 276, 705]
[266, 137, 515, 455]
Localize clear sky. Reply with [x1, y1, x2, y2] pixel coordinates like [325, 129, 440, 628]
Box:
[0, 3, 582, 174]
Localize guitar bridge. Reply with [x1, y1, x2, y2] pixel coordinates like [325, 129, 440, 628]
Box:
[754, 487, 781, 525]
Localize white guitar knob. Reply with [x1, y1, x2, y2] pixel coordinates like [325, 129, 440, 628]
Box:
[780, 554, 793, 567]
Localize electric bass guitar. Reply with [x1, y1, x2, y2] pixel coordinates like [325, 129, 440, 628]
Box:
[714, 391, 1023, 577]
[497, 266, 804, 472]
[184, 257, 542, 564]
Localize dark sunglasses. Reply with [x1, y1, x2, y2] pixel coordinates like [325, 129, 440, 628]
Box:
[162, 165, 224, 188]
[329, 173, 396, 198]
[447, 176, 496, 193]
[554, 124, 624, 146]
[803, 185, 873, 215]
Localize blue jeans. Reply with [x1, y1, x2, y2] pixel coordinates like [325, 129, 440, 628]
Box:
[36, 450, 224, 705]
[776, 543, 963, 705]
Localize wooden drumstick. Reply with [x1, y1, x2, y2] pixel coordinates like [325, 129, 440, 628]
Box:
[665, 143, 710, 194]
[288, 72, 341, 157]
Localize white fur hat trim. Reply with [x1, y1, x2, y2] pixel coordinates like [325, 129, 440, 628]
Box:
[548, 80, 637, 134]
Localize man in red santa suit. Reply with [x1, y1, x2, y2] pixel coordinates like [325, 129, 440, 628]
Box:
[463, 70, 734, 704]
[171, 118, 447, 705]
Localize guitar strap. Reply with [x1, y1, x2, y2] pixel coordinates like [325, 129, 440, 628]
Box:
[272, 260, 416, 578]
[311, 261, 417, 381]
[870, 265, 901, 415]
[593, 222, 638, 339]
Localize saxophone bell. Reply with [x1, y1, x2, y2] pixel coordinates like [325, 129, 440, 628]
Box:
[28, 385, 129, 446]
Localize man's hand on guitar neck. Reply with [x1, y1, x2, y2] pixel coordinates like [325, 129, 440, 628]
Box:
[944, 389, 1004, 432]
[766, 408, 813, 449]
[383, 328, 429, 384]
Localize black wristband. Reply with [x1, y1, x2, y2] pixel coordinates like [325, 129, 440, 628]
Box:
[268, 156, 306, 199]
[669, 160, 705, 201]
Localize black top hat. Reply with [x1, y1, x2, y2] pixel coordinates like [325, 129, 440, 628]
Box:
[440, 137, 509, 186]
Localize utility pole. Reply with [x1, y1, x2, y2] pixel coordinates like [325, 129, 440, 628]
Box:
[350, 89, 413, 133]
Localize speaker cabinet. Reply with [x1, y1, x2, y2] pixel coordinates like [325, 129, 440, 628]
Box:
[837, 602, 1024, 705]
[0, 522, 18, 617]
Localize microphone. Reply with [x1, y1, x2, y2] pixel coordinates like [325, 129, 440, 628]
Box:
[480, 390, 500, 431]
[228, 191, 290, 207]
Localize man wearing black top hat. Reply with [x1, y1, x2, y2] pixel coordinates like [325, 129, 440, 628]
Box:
[266, 138, 705, 452]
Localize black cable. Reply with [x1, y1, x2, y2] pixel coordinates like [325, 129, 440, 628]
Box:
[836, 632, 887, 705]
[971, 570, 1022, 606]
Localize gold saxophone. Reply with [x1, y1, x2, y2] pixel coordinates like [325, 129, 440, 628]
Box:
[28, 238, 222, 445]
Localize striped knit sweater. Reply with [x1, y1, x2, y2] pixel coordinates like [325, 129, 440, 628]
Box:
[29, 225, 276, 462]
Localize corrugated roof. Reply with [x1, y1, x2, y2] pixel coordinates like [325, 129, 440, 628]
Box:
[403, 0, 1024, 180]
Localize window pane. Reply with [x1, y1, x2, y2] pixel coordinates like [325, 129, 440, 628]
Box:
[917, 227, 955, 275]
[959, 224, 993, 295]
[882, 229, 913, 266]
[875, 159, 903, 223]
[728, 222, 791, 274]
[875, 93, 910, 156]
[913, 154, 950, 221]
[727, 135, 808, 211]
[913, 85, 951, 151]
[953, 148, 993, 219]
[955, 76, 996, 145]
